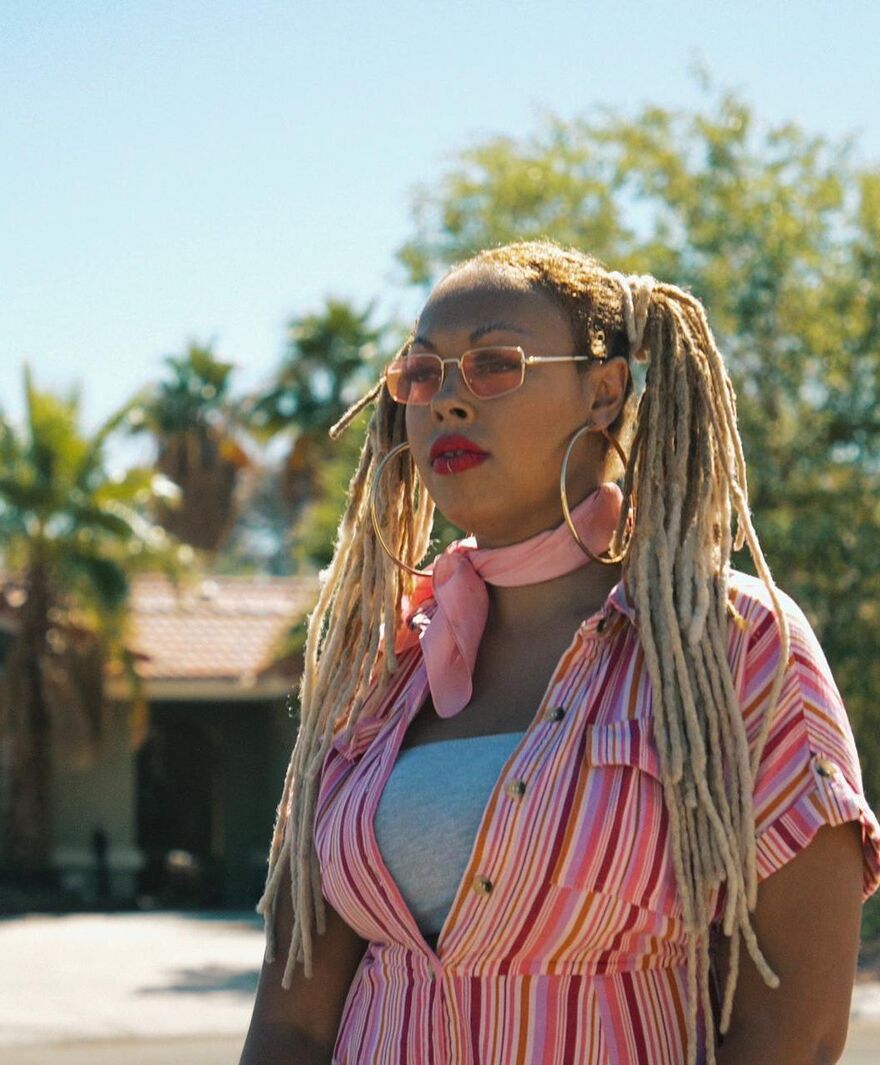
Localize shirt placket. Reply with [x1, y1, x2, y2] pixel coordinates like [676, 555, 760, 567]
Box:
[441, 686, 592, 962]
[381, 607, 619, 1061]
[433, 625, 611, 1061]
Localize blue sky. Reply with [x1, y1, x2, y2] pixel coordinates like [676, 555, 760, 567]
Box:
[2, 0, 879, 435]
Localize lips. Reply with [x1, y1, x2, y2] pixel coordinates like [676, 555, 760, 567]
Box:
[429, 434, 490, 476]
[429, 434, 488, 462]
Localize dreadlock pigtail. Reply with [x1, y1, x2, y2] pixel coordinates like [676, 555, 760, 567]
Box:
[619, 280, 793, 1063]
[670, 289, 791, 807]
[329, 380, 383, 439]
[255, 337, 435, 987]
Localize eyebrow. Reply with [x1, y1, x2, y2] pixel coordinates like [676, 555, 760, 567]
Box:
[412, 320, 531, 351]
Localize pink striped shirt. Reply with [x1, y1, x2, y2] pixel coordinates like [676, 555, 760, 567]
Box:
[314, 569, 880, 1064]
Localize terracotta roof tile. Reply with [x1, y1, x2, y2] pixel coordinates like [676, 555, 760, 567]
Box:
[128, 574, 318, 682]
[0, 573, 319, 686]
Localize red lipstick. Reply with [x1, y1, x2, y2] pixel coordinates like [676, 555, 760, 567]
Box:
[429, 434, 489, 476]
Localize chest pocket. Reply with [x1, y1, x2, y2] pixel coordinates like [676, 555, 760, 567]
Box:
[550, 718, 681, 916]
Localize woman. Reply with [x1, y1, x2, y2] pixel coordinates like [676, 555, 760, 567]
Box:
[241, 241, 880, 1065]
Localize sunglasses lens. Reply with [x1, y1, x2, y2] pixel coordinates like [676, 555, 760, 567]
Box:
[386, 354, 441, 404]
[462, 347, 524, 397]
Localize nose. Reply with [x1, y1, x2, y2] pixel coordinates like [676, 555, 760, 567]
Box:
[429, 360, 475, 422]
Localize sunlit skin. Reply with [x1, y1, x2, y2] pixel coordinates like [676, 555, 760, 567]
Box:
[405, 264, 630, 637]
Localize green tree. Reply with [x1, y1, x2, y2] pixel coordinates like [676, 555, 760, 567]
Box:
[397, 87, 880, 808]
[0, 369, 184, 871]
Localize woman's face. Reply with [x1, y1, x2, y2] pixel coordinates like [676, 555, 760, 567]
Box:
[405, 266, 628, 548]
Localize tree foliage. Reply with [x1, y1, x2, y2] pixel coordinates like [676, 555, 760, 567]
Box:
[247, 300, 385, 514]
[251, 299, 384, 436]
[397, 88, 880, 805]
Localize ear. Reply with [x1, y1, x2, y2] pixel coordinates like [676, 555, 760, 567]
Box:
[585, 356, 629, 430]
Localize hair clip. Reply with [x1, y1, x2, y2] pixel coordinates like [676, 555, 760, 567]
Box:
[609, 271, 655, 359]
[589, 326, 607, 359]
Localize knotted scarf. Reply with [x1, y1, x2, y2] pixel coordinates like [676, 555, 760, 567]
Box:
[414, 481, 624, 717]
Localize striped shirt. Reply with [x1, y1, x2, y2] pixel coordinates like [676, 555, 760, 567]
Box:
[313, 569, 880, 1064]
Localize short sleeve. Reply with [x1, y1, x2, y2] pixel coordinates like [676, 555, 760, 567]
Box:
[739, 587, 880, 901]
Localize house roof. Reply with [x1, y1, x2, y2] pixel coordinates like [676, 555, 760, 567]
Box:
[130, 574, 311, 679]
[125, 573, 318, 699]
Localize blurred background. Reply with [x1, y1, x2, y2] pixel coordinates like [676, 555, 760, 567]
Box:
[1, 1, 879, 1060]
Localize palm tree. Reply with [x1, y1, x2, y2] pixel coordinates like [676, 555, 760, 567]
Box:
[0, 368, 181, 872]
[249, 299, 384, 510]
[130, 340, 252, 553]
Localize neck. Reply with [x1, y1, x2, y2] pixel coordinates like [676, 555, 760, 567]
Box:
[485, 559, 623, 638]
[472, 477, 605, 552]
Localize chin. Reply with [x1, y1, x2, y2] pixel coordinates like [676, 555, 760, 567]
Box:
[427, 473, 533, 541]
[432, 503, 478, 535]
[446, 504, 520, 545]
[429, 494, 488, 536]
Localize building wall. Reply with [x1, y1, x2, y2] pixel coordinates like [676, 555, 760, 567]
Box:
[52, 702, 142, 901]
[26, 692, 302, 909]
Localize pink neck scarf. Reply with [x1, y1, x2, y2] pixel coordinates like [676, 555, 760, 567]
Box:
[417, 482, 624, 718]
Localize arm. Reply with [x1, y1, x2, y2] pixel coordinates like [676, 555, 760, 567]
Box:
[239, 860, 369, 1065]
[715, 821, 864, 1065]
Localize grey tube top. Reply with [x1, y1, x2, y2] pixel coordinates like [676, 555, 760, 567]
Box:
[374, 730, 525, 937]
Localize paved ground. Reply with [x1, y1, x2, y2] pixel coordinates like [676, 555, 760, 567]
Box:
[2, 910, 879, 1063]
[0, 1035, 244, 1064]
[7, 1035, 880, 1065]
[0, 911, 262, 1048]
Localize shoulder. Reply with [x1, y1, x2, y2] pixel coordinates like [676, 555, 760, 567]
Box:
[724, 571, 880, 898]
[725, 568, 844, 746]
[723, 568, 853, 774]
[724, 567, 845, 730]
[726, 567, 820, 648]
[728, 571, 875, 830]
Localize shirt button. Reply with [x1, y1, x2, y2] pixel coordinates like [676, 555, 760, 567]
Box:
[472, 874, 493, 896]
[815, 757, 838, 778]
[506, 778, 526, 799]
[427, 970, 436, 981]
[548, 706, 566, 722]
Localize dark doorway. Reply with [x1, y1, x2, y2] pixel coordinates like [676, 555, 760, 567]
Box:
[136, 712, 224, 906]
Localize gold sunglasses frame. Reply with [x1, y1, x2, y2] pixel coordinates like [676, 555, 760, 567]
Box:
[384, 345, 600, 404]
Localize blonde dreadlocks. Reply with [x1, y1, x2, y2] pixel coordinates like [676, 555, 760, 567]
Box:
[255, 240, 790, 1065]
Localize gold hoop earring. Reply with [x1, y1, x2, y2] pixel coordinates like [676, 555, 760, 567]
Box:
[369, 442, 433, 577]
[560, 424, 633, 565]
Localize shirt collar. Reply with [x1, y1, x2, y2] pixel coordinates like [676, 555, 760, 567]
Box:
[608, 576, 637, 625]
[334, 578, 637, 762]
[582, 575, 638, 637]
